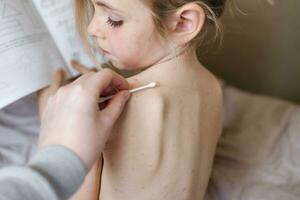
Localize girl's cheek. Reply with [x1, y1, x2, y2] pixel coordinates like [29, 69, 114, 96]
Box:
[110, 38, 125, 56]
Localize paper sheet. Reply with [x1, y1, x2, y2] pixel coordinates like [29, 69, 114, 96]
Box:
[32, 0, 95, 75]
[0, 0, 64, 109]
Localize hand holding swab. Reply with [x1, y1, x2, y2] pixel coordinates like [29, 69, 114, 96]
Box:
[99, 82, 158, 103]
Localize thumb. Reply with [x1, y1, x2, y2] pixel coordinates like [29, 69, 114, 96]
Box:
[100, 91, 130, 125]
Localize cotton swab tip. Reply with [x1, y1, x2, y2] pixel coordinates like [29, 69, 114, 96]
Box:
[147, 82, 158, 88]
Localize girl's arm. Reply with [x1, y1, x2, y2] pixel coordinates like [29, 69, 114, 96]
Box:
[70, 156, 103, 200]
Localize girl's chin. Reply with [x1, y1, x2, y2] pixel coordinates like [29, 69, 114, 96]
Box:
[107, 56, 150, 71]
[110, 60, 139, 71]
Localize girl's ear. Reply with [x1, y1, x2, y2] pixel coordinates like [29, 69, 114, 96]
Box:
[167, 3, 206, 45]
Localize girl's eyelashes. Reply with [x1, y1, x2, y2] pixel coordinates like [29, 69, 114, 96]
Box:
[106, 17, 123, 28]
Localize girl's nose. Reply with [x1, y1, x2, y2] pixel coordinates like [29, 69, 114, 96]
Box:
[88, 17, 106, 40]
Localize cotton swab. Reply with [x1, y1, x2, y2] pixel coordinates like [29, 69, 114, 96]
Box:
[98, 82, 158, 103]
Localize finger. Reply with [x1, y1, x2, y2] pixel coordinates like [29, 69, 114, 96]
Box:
[101, 82, 135, 97]
[101, 86, 119, 97]
[100, 91, 130, 125]
[86, 69, 130, 98]
[37, 68, 65, 98]
[71, 60, 96, 74]
[49, 69, 66, 91]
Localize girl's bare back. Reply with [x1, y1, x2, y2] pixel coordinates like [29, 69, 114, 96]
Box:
[71, 63, 223, 200]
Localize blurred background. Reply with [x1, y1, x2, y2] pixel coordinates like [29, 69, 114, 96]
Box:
[198, 0, 300, 104]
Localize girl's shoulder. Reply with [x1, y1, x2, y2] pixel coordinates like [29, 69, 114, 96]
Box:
[126, 65, 222, 102]
[126, 75, 166, 110]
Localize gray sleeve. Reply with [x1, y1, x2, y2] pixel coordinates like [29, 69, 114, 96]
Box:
[0, 145, 87, 200]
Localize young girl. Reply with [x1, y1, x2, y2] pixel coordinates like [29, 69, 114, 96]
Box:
[71, 0, 224, 199]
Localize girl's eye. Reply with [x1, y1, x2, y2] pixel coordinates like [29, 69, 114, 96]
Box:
[106, 17, 123, 28]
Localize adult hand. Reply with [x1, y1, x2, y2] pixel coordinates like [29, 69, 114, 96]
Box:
[37, 62, 98, 117]
[38, 68, 131, 170]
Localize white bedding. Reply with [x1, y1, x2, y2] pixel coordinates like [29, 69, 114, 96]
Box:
[0, 93, 39, 167]
[0, 86, 300, 199]
[206, 86, 300, 200]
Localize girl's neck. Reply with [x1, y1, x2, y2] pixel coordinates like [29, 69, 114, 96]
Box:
[141, 46, 202, 76]
[128, 46, 210, 90]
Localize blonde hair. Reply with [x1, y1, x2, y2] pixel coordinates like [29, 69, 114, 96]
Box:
[75, 0, 227, 55]
[75, 0, 96, 62]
